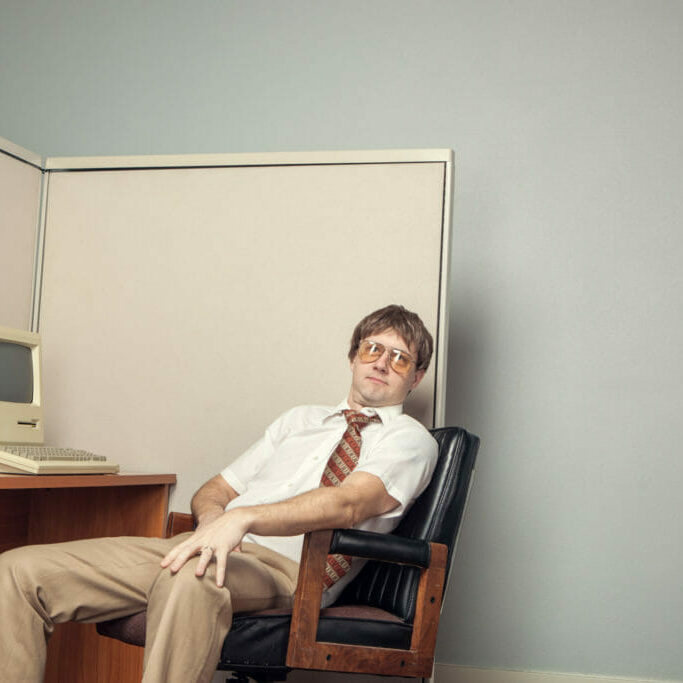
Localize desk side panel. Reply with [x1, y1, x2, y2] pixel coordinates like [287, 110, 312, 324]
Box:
[0, 489, 30, 552]
[26, 483, 170, 543]
[3, 480, 172, 683]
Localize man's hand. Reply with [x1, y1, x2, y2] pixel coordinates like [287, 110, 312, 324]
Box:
[160, 507, 252, 587]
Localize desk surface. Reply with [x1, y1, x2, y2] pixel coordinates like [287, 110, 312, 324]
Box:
[0, 471, 177, 489]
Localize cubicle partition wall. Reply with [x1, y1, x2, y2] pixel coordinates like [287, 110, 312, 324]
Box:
[0, 137, 43, 330]
[9, 148, 453, 509]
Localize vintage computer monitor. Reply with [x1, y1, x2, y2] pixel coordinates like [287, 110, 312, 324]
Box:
[0, 325, 118, 473]
[0, 325, 44, 446]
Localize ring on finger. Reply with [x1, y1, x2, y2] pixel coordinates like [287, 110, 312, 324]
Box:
[200, 545, 215, 554]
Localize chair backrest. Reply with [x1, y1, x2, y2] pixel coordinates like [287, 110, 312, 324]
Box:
[337, 426, 479, 622]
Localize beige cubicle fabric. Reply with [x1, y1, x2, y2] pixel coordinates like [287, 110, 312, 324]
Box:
[38, 155, 448, 509]
[0, 147, 42, 330]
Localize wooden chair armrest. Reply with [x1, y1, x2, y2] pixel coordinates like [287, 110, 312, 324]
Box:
[165, 511, 195, 537]
[286, 529, 447, 678]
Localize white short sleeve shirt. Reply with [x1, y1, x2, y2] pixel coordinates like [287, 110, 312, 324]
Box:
[220, 400, 438, 604]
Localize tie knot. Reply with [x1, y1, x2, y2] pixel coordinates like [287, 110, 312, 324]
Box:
[343, 409, 381, 430]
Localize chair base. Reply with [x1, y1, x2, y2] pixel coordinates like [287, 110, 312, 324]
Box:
[223, 669, 288, 683]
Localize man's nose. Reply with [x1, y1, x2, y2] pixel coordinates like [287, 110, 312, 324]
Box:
[372, 350, 391, 372]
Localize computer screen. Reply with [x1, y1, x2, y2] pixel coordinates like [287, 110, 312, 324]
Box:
[0, 325, 43, 445]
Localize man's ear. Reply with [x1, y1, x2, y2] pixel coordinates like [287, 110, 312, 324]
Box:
[410, 369, 426, 392]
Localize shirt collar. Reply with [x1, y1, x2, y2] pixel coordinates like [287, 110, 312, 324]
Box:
[325, 399, 403, 425]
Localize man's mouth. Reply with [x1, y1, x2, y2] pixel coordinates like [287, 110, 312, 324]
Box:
[366, 376, 388, 385]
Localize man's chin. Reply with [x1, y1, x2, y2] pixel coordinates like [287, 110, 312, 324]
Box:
[360, 391, 391, 408]
[350, 390, 382, 409]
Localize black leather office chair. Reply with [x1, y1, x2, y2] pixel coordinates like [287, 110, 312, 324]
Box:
[97, 426, 479, 682]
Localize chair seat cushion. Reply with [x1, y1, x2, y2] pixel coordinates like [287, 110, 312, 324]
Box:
[96, 604, 412, 668]
[219, 605, 410, 669]
[96, 611, 147, 646]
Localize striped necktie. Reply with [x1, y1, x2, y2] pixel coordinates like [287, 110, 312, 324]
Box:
[321, 409, 381, 588]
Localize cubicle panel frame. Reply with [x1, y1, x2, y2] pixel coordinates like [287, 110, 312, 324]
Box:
[37, 149, 453, 509]
[44, 148, 452, 171]
[0, 135, 43, 168]
[0, 136, 44, 331]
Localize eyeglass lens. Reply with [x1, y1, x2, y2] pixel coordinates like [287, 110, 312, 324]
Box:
[358, 341, 414, 375]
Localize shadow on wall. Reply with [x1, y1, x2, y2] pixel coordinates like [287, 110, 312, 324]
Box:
[445, 303, 485, 432]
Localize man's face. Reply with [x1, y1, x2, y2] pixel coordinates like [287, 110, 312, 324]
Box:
[347, 328, 425, 409]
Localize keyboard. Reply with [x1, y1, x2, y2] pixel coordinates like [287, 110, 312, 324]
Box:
[0, 445, 120, 474]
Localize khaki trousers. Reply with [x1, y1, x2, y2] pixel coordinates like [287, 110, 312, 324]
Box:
[0, 533, 299, 683]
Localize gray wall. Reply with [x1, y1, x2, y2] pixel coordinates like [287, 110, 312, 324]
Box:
[2, 1, 682, 680]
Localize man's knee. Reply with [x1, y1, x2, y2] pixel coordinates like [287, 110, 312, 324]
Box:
[0, 545, 44, 593]
[0, 545, 33, 575]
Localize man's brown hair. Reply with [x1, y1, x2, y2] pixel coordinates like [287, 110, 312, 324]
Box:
[348, 304, 433, 372]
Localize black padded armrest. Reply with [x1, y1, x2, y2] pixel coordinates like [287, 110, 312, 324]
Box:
[329, 528, 431, 568]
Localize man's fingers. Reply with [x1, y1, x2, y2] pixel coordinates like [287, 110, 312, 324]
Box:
[160, 542, 185, 568]
[170, 543, 203, 573]
[161, 542, 236, 586]
[161, 538, 203, 573]
[159, 515, 245, 581]
[215, 551, 227, 587]
[195, 544, 218, 577]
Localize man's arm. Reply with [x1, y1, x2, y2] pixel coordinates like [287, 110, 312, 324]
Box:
[161, 471, 398, 587]
[190, 475, 240, 528]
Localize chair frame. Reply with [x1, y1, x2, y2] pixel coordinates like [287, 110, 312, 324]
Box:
[286, 528, 448, 678]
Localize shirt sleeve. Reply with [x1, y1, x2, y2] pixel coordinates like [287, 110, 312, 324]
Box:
[354, 420, 438, 518]
[220, 408, 295, 494]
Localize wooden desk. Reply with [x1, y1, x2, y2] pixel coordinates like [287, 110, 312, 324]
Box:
[0, 472, 176, 683]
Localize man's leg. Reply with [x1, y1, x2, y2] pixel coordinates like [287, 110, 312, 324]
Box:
[142, 542, 299, 683]
[0, 533, 185, 682]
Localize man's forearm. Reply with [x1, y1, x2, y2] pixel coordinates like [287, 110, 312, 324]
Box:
[236, 485, 357, 538]
[233, 471, 397, 538]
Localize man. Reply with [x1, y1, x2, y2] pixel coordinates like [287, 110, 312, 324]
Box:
[0, 304, 438, 683]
